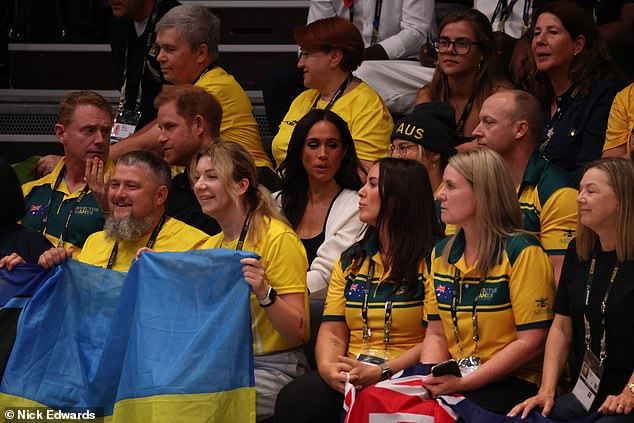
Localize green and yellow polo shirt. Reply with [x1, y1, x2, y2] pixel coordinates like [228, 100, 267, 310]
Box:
[21, 158, 113, 253]
[425, 230, 555, 386]
[518, 151, 577, 255]
[323, 234, 428, 360]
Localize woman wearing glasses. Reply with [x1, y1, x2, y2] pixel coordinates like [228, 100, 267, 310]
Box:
[271, 17, 393, 172]
[415, 9, 509, 150]
[521, 2, 619, 182]
[275, 158, 443, 423]
[389, 102, 458, 233]
[389, 102, 458, 197]
[418, 148, 555, 414]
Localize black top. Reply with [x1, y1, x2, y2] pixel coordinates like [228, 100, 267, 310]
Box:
[301, 232, 325, 265]
[596, 0, 634, 76]
[300, 189, 343, 266]
[540, 80, 619, 182]
[0, 223, 53, 264]
[108, 0, 181, 129]
[554, 239, 634, 410]
[166, 172, 221, 236]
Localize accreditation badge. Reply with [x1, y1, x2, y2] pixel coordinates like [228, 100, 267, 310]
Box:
[110, 108, 141, 144]
[457, 356, 481, 376]
[356, 353, 385, 365]
[572, 349, 604, 411]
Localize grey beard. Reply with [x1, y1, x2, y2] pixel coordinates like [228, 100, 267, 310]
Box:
[104, 213, 155, 241]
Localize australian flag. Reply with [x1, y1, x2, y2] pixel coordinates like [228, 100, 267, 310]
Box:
[342, 364, 601, 423]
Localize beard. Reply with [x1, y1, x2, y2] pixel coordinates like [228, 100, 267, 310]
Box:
[104, 213, 155, 241]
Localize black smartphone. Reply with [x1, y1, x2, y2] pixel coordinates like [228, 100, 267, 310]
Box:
[431, 359, 462, 377]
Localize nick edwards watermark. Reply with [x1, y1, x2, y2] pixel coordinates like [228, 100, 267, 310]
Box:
[4, 407, 103, 422]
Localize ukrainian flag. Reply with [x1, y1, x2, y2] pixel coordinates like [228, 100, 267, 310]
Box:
[0, 250, 256, 422]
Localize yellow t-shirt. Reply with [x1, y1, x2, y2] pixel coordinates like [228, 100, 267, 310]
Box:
[203, 216, 309, 356]
[322, 236, 427, 360]
[425, 231, 555, 386]
[195, 67, 273, 169]
[77, 216, 209, 272]
[603, 83, 634, 153]
[271, 82, 393, 166]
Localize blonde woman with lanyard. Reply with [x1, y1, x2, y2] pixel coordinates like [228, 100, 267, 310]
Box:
[510, 158, 634, 422]
[419, 148, 555, 414]
[275, 158, 443, 423]
[191, 140, 309, 422]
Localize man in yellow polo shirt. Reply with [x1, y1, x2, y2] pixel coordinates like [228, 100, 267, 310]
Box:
[21, 91, 114, 254]
[473, 90, 578, 284]
[36, 151, 208, 272]
[108, 4, 278, 190]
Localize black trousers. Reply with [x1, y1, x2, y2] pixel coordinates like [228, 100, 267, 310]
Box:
[462, 376, 538, 415]
[274, 369, 343, 423]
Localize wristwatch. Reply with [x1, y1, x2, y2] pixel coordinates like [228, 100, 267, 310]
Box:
[258, 286, 277, 308]
[379, 362, 393, 380]
[628, 383, 634, 394]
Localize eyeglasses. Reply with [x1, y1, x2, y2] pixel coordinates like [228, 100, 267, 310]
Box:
[387, 144, 420, 157]
[299, 49, 330, 58]
[434, 37, 480, 55]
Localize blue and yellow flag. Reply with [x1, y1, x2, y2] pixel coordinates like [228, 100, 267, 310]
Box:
[0, 249, 256, 422]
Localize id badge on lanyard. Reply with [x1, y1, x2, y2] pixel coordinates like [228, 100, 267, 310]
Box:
[572, 254, 619, 410]
[110, 107, 141, 144]
[451, 269, 484, 376]
[572, 349, 604, 411]
[356, 259, 393, 364]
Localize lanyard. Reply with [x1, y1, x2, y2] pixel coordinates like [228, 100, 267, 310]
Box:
[456, 94, 476, 138]
[40, 167, 90, 248]
[345, 0, 382, 45]
[312, 74, 352, 111]
[192, 63, 215, 85]
[361, 259, 397, 357]
[490, 0, 532, 33]
[540, 85, 580, 155]
[451, 268, 486, 358]
[583, 251, 620, 365]
[234, 214, 251, 251]
[221, 213, 251, 251]
[106, 214, 167, 270]
[491, 0, 519, 31]
[118, 0, 163, 114]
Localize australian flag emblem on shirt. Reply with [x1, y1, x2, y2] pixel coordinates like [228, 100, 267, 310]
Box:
[347, 282, 365, 299]
[435, 283, 453, 302]
[28, 204, 47, 216]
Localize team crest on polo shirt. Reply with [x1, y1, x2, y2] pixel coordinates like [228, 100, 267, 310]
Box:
[74, 206, 100, 216]
[394, 285, 408, 297]
[534, 297, 550, 315]
[28, 204, 47, 216]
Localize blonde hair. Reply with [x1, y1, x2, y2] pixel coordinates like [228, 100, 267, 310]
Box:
[191, 139, 288, 246]
[443, 148, 523, 277]
[576, 158, 634, 262]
